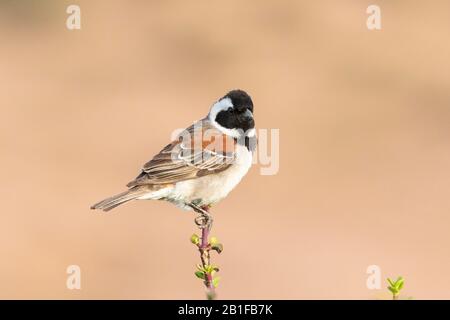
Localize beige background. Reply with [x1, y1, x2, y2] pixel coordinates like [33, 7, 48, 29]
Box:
[1, 0, 449, 299]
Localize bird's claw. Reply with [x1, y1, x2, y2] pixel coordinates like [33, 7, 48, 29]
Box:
[191, 204, 213, 230]
[194, 212, 213, 230]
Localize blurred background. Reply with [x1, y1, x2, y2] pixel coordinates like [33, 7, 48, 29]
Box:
[1, 0, 450, 299]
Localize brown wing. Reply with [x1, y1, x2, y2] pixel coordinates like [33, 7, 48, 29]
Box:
[126, 119, 236, 187]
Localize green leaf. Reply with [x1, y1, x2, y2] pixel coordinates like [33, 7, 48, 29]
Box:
[387, 278, 395, 287]
[190, 234, 200, 245]
[199, 264, 220, 276]
[212, 277, 220, 288]
[211, 243, 223, 254]
[395, 277, 404, 285]
[195, 271, 206, 280]
[203, 265, 212, 273]
[209, 237, 219, 245]
[388, 287, 397, 294]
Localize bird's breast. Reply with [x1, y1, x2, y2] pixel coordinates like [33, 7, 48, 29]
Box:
[170, 144, 253, 206]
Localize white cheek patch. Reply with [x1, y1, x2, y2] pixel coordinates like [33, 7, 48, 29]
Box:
[208, 97, 239, 138]
[208, 97, 233, 121]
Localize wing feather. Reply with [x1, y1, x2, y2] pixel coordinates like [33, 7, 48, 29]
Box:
[127, 119, 236, 187]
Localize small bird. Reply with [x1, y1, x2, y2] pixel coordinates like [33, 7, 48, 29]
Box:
[91, 89, 256, 225]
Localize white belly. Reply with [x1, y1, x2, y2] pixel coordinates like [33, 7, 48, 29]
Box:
[167, 144, 253, 208]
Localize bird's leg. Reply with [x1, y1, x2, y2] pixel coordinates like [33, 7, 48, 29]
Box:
[190, 203, 213, 230]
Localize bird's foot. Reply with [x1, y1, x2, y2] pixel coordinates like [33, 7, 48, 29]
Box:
[191, 204, 213, 230]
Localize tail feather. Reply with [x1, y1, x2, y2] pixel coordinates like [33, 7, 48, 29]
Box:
[91, 188, 147, 212]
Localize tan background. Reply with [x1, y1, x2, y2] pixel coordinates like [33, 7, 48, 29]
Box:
[1, 0, 449, 299]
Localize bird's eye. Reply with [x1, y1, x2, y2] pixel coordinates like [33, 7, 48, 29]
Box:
[227, 108, 233, 113]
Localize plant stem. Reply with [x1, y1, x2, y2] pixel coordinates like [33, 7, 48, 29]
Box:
[197, 209, 215, 299]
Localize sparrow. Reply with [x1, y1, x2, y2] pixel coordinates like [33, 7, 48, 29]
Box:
[91, 89, 256, 225]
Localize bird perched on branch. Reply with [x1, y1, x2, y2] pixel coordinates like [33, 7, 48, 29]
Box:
[91, 89, 256, 225]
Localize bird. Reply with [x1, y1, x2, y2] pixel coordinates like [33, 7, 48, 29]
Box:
[91, 89, 256, 227]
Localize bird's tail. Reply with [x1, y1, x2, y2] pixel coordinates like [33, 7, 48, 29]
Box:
[91, 188, 147, 212]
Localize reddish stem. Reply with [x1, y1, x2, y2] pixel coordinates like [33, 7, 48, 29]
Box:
[198, 207, 215, 298]
[200, 226, 209, 249]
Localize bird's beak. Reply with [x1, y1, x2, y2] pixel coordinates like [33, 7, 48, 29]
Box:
[242, 109, 253, 121]
[238, 109, 255, 131]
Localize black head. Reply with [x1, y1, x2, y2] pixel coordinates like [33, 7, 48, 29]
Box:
[222, 89, 254, 113]
[210, 89, 255, 134]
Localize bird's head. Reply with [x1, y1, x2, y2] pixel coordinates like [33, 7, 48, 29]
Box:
[208, 89, 255, 138]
